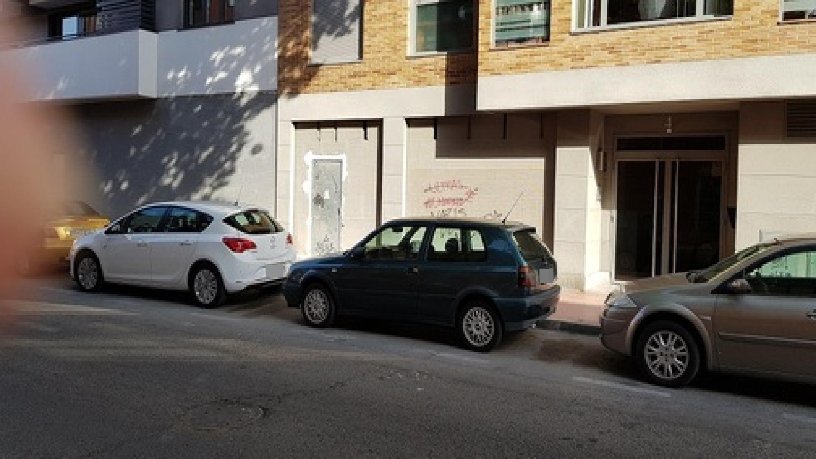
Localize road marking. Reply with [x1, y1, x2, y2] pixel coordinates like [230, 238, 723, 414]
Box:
[783, 413, 816, 425]
[572, 376, 671, 398]
[36, 286, 80, 295]
[7, 301, 137, 316]
[431, 352, 490, 365]
[189, 312, 241, 322]
[17, 321, 59, 333]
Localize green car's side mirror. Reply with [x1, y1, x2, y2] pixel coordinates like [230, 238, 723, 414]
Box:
[350, 246, 365, 260]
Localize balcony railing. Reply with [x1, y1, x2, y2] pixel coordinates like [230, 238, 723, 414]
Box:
[12, 0, 155, 47]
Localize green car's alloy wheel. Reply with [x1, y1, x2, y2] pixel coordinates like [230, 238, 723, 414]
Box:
[458, 301, 502, 352]
[301, 284, 335, 327]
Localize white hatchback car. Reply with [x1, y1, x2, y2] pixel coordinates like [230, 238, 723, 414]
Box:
[69, 201, 296, 307]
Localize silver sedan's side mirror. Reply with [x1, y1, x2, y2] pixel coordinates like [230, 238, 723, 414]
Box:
[727, 278, 752, 294]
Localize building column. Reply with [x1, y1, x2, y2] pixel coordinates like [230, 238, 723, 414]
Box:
[380, 116, 406, 222]
[553, 110, 607, 292]
[275, 116, 294, 231]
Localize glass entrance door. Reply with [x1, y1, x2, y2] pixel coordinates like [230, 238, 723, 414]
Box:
[615, 160, 722, 280]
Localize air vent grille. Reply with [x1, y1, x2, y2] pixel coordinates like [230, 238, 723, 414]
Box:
[786, 102, 816, 137]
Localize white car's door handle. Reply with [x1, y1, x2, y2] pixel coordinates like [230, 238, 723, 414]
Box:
[136, 242, 148, 248]
[180, 241, 192, 246]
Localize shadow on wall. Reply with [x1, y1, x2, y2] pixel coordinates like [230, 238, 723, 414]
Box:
[161, 16, 278, 97]
[31, 13, 283, 218]
[69, 92, 275, 218]
[277, 0, 361, 97]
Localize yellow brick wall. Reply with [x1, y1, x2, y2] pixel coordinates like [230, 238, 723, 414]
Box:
[278, 0, 477, 95]
[280, 0, 816, 95]
[479, 0, 816, 75]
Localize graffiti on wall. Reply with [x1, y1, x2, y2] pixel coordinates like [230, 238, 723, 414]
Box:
[482, 209, 505, 221]
[423, 179, 478, 217]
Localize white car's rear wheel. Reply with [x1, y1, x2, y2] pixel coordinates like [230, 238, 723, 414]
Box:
[190, 264, 226, 308]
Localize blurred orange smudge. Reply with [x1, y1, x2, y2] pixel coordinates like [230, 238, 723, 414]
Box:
[0, 9, 84, 330]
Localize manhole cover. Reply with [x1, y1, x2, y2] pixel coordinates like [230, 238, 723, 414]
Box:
[180, 399, 267, 432]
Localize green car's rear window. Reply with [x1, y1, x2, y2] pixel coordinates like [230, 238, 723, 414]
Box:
[512, 229, 552, 261]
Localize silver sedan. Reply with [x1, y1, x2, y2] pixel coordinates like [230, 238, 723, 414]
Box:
[601, 236, 816, 387]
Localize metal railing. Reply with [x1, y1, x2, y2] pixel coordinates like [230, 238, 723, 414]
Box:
[10, 0, 155, 48]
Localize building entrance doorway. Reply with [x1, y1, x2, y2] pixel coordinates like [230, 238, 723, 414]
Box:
[615, 154, 725, 280]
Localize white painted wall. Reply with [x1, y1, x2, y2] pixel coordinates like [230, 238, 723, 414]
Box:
[158, 17, 278, 96]
[8, 29, 157, 101]
[279, 85, 477, 121]
[736, 102, 816, 249]
[479, 54, 816, 111]
[276, 85, 477, 232]
[5, 16, 278, 102]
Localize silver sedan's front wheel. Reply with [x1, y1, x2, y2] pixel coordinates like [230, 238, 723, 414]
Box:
[190, 265, 226, 308]
[636, 320, 700, 388]
[74, 252, 103, 292]
[644, 331, 689, 380]
[301, 284, 335, 327]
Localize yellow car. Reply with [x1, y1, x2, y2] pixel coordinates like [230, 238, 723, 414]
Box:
[19, 201, 109, 275]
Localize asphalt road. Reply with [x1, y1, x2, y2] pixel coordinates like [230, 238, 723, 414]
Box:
[1, 274, 815, 458]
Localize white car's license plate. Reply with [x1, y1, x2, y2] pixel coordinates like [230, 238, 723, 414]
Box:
[70, 229, 93, 238]
[266, 264, 286, 280]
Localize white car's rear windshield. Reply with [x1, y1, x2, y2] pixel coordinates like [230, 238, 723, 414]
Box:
[224, 210, 282, 235]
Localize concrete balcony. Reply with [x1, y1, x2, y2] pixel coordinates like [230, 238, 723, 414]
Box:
[8, 29, 157, 102]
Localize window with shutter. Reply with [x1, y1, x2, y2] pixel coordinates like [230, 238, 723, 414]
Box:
[311, 0, 363, 65]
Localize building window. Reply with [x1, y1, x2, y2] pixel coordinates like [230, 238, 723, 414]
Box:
[48, 7, 98, 40]
[574, 0, 732, 29]
[782, 0, 816, 21]
[311, 0, 363, 64]
[413, 0, 474, 54]
[185, 0, 234, 28]
[494, 0, 550, 47]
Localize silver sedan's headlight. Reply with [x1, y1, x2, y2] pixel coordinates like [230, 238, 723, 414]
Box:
[604, 292, 637, 308]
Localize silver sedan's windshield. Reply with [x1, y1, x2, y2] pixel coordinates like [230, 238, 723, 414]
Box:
[690, 242, 777, 283]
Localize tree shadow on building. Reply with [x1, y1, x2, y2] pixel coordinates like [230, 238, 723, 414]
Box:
[277, 0, 361, 98]
[40, 15, 280, 218]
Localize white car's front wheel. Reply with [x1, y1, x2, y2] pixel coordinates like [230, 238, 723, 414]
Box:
[74, 251, 103, 292]
[190, 264, 226, 308]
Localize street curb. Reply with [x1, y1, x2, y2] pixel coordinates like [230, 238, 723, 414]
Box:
[535, 319, 601, 336]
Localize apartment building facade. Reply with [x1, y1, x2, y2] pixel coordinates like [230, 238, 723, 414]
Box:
[277, 0, 816, 291]
[2, 0, 280, 218]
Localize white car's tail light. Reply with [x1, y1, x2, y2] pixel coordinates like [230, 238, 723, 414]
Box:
[222, 236, 257, 253]
[286, 233, 293, 245]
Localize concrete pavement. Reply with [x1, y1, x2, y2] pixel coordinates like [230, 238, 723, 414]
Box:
[1, 276, 815, 457]
[537, 289, 606, 335]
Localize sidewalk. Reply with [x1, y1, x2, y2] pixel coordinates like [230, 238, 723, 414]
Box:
[535, 289, 606, 335]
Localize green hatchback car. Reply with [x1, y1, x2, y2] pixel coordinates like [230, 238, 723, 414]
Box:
[284, 218, 560, 352]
